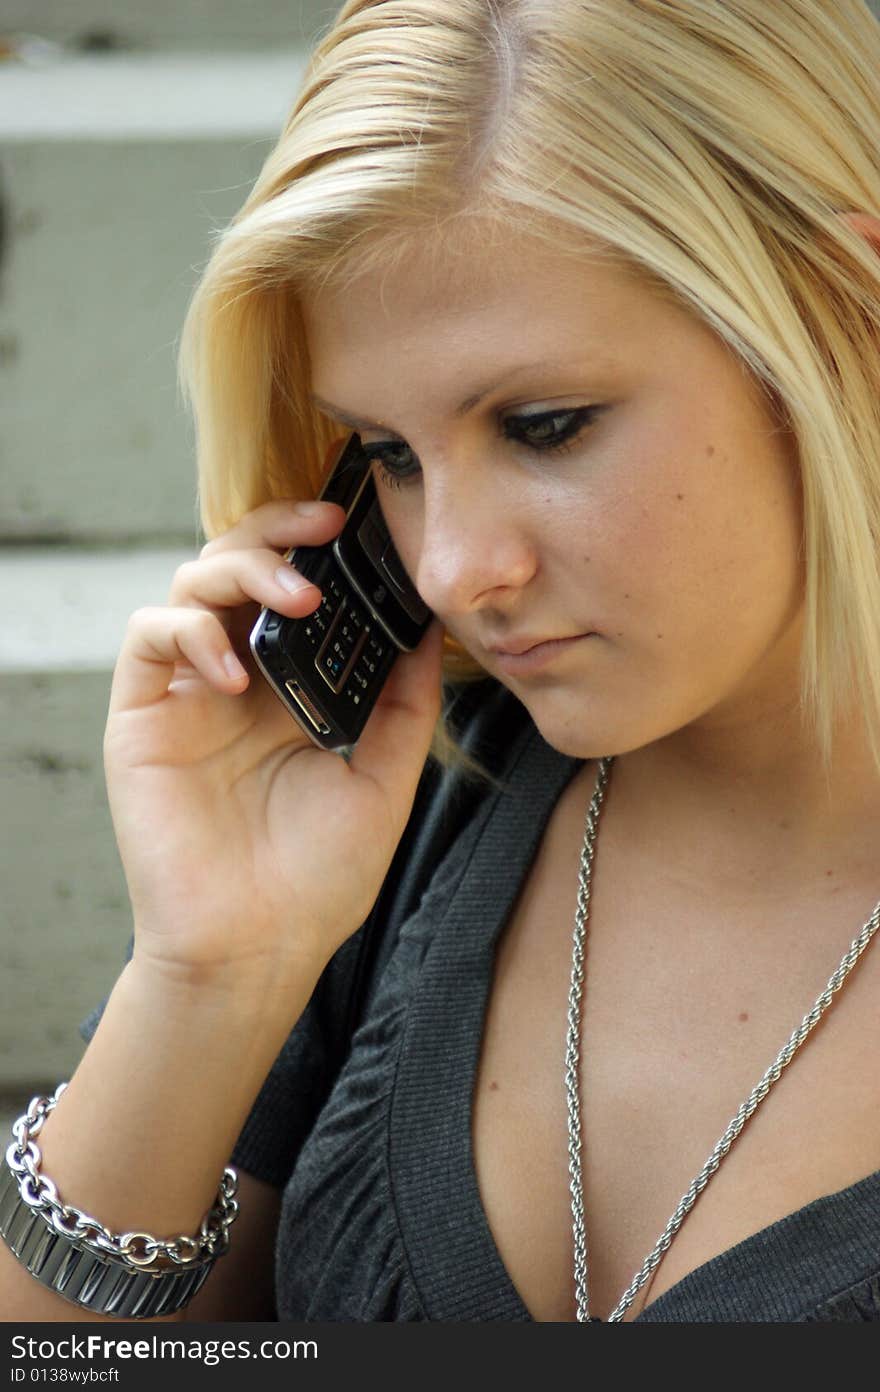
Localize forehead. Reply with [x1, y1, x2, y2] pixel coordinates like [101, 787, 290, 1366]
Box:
[300, 219, 670, 389]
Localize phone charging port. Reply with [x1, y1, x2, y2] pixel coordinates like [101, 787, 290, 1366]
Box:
[284, 680, 331, 736]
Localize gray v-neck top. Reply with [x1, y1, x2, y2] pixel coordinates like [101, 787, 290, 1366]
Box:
[82, 708, 880, 1321]
[227, 713, 880, 1322]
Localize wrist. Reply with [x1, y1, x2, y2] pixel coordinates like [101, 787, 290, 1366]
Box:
[123, 937, 330, 1035]
[30, 965, 300, 1248]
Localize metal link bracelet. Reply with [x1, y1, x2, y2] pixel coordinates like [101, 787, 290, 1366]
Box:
[0, 1083, 240, 1317]
[6, 1083, 239, 1269]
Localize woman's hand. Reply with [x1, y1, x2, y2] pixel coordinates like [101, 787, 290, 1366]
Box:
[102, 498, 445, 1004]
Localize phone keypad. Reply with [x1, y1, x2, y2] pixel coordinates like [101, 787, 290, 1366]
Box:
[302, 577, 341, 650]
[315, 589, 371, 695]
[344, 630, 391, 708]
[354, 632, 385, 680]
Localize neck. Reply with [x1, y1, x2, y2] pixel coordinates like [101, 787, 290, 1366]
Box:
[610, 704, 880, 896]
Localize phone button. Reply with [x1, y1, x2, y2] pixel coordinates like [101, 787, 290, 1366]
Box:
[315, 603, 369, 693]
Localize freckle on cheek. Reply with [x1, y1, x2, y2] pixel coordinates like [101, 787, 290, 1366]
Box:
[676, 493, 684, 501]
[707, 445, 715, 457]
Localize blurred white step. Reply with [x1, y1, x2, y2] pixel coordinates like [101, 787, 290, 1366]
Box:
[0, 547, 196, 672]
[0, 51, 307, 140]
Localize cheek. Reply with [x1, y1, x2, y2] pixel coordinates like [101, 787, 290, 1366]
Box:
[584, 434, 804, 652]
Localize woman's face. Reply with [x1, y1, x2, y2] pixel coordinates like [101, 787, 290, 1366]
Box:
[302, 226, 805, 759]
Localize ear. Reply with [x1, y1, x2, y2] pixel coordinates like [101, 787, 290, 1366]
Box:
[840, 210, 880, 255]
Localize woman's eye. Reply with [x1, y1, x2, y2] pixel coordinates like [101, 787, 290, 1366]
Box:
[359, 440, 419, 491]
[363, 405, 602, 490]
[505, 405, 601, 454]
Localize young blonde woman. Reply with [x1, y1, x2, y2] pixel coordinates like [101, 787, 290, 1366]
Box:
[3, 0, 880, 1323]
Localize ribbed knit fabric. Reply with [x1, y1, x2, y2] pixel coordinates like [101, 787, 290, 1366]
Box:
[82, 705, 880, 1322]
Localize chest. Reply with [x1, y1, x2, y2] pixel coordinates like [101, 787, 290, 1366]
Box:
[471, 765, 880, 1321]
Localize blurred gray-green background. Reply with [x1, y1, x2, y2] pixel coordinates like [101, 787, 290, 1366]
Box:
[2, 0, 880, 1124]
[0, 2, 343, 1124]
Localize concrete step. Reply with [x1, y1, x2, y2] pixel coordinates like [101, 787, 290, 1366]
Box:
[1, 52, 307, 544]
[1, 547, 194, 1089]
[0, 50, 307, 140]
[2, 0, 338, 51]
[1, 546, 196, 671]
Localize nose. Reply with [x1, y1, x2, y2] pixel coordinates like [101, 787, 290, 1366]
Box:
[413, 471, 538, 620]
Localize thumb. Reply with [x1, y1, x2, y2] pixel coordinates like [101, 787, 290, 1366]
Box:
[346, 619, 446, 824]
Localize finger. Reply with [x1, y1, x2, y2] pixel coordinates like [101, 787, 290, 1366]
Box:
[198, 499, 346, 560]
[346, 619, 447, 828]
[108, 605, 253, 715]
[167, 548, 326, 624]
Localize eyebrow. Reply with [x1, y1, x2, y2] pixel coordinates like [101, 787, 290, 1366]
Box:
[309, 397, 387, 431]
[309, 359, 599, 431]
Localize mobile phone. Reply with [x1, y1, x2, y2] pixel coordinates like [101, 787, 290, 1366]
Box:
[249, 432, 433, 750]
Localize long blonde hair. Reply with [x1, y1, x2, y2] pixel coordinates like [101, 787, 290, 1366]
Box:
[178, 0, 880, 773]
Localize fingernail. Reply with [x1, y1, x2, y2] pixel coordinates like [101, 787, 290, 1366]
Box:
[294, 501, 324, 516]
[275, 565, 316, 594]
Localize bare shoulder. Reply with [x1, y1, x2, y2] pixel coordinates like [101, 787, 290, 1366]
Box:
[182, 1170, 282, 1322]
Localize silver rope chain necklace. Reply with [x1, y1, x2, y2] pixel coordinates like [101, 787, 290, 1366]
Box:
[566, 754, 880, 1323]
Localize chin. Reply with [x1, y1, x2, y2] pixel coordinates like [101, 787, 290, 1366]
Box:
[517, 689, 660, 763]
[515, 699, 614, 761]
[534, 725, 616, 761]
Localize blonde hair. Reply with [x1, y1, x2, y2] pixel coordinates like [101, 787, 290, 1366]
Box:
[178, 0, 880, 775]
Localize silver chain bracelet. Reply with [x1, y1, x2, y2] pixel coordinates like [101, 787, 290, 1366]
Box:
[0, 1083, 240, 1317]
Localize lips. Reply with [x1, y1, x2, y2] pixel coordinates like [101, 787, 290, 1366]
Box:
[487, 634, 584, 655]
[489, 632, 594, 676]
